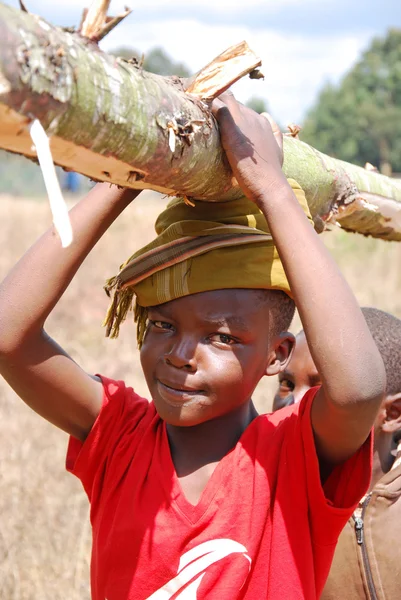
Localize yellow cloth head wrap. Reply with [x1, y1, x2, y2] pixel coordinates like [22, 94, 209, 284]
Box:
[104, 179, 312, 345]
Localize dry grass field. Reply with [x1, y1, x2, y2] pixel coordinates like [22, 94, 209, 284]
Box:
[0, 190, 400, 599]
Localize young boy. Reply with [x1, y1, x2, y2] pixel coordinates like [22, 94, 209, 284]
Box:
[273, 329, 320, 412]
[273, 308, 401, 599]
[0, 94, 385, 599]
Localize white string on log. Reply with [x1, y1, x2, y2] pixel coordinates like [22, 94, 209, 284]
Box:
[30, 119, 73, 248]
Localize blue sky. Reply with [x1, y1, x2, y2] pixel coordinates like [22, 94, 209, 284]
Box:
[4, 0, 400, 125]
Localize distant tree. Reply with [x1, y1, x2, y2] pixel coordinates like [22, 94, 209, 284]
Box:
[110, 46, 190, 78]
[245, 96, 269, 114]
[302, 28, 401, 174]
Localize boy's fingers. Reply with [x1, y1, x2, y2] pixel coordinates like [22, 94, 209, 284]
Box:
[212, 104, 237, 135]
[211, 98, 225, 114]
[261, 112, 283, 151]
[211, 91, 236, 113]
[217, 91, 242, 118]
[211, 99, 229, 123]
[260, 112, 277, 131]
[211, 98, 237, 130]
[218, 90, 235, 105]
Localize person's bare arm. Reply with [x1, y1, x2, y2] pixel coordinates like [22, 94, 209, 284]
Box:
[213, 94, 386, 470]
[0, 184, 140, 441]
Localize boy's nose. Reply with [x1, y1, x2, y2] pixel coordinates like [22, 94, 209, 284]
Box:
[164, 340, 197, 371]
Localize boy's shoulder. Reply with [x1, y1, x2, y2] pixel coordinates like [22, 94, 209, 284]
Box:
[243, 387, 319, 456]
[263, 401, 301, 424]
[92, 375, 155, 436]
[262, 387, 319, 426]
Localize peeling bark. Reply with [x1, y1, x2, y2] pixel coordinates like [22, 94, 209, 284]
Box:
[0, 3, 401, 240]
[283, 137, 401, 240]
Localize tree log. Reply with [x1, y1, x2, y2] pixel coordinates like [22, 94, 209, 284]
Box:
[0, 2, 401, 240]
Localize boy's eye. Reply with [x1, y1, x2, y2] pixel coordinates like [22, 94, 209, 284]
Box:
[209, 333, 237, 345]
[149, 320, 173, 330]
[279, 378, 294, 392]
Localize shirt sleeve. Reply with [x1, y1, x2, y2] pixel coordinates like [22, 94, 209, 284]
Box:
[66, 376, 152, 519]
[289, 387, 372, 545]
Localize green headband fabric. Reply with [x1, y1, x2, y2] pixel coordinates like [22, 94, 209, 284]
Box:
[104, 179, 312, 343]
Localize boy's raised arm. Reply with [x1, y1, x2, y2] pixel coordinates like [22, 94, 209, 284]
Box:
[0, 184, 140, 441]
[213, 94, 386, 470]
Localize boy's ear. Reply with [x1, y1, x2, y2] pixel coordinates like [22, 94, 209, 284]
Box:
[265, 332, 295, 377]
[382, 393, 401, 434]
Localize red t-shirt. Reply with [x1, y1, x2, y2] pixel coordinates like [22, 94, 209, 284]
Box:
[67, 377, 372, 600]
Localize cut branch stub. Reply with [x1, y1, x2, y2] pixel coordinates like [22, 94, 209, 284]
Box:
[96, 8, 132, 43]
[80, 0, 111, 38]
[186, 41, 263, 100]
[80, 0, 132, 41]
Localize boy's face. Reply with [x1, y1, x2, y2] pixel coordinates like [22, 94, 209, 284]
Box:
[272, 331, 401, 439]
[140, 289, 291, 427]
[273, 331, 321, 412]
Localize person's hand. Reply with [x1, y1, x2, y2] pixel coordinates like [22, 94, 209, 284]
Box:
[212, 92, 289, 205]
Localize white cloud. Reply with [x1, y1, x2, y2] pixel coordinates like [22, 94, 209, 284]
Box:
[127, 0, 305, 8]
[102, 18, 371, 125]
[26, 0, 316, 14]
[145, 0, 319, 10]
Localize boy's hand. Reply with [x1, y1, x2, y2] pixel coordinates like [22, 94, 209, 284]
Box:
[212, 92, 288, 204]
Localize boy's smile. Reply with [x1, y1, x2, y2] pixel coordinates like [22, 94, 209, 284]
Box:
[156, 379, 207, 406]
[140, 289, 286, 427]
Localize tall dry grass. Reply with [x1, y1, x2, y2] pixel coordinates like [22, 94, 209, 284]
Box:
[0, 191, 400, 599]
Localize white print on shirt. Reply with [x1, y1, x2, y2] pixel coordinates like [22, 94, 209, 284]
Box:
[146, 538, 252, 599]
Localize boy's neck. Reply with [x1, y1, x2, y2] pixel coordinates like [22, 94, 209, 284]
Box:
[167, 400, 258, 477]
[371, 431, 396, 489]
